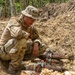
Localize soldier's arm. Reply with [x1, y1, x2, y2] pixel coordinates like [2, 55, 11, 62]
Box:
[7, 18, 29, 40]
[31, 26, 41, 45]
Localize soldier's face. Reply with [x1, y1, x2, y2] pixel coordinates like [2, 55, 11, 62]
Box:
[24, 16, 35, 27]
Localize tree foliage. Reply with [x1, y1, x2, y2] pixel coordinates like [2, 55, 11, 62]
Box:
[0, 0, 69, 17]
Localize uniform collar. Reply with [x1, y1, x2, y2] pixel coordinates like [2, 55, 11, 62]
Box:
[17, 18, 28, 30]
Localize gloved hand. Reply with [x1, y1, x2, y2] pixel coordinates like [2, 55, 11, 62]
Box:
[0, 46, 4, 54]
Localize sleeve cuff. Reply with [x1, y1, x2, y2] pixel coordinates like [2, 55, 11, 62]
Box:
[33, 39, 41, 45]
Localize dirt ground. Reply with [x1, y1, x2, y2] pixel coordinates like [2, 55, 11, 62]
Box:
[0, 0, 75, 75]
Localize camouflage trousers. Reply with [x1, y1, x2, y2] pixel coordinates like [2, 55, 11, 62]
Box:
[0, 38, 46, 71]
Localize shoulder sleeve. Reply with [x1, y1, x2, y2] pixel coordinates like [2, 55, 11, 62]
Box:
[31, 26, 42, 45]
[31, 26, 39, 40]
[7, 18, 22, 38]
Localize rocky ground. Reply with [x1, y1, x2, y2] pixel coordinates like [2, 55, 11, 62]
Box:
[0, 0, 75, 75]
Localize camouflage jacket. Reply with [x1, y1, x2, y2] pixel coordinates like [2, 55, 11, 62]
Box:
[0, 17, 41, 46]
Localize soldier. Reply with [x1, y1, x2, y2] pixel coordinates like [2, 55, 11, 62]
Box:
[0, 5, 46, 74]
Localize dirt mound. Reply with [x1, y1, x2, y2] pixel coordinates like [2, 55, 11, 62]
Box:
[34, 0, 75, 56]
[41, 0, 75, 19]
[34, 0, 75, 71]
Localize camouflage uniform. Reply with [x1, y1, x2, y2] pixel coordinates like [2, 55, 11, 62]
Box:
[0, 6, 46, 73]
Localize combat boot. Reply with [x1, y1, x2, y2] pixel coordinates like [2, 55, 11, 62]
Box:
[8, 65, 17, 74]
[0, 59, 10, 72]
[8, 64, 26, 75]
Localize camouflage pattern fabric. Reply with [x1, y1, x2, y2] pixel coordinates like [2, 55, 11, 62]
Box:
[0, 17, 46, 71]
[0, 39, 26, 69]
[24, 39, 46, 60]
[21, 5, 39, 19]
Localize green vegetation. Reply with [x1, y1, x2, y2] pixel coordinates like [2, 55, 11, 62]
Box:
[0, 0, 69, 17]
[0, 0, 4, 6]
